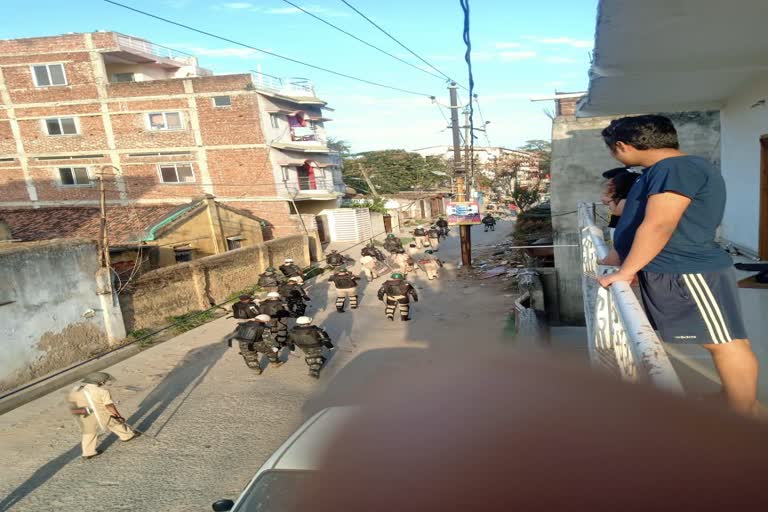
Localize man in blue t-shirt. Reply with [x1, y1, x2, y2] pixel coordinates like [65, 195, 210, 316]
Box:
[597, 115, 758, 417]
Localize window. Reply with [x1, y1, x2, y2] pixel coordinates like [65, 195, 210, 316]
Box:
[213, 95, 231, 107]
[269, 113, 280, 129]
[226, 236, 244, 250]
[158, 163, 195, 183]
[44, 117, 78, 136]
[58, 167, 90, 186]
[112, 73, 135, 83]
[174, 247, 193, 263]
[32, 64, 67, 87]
[147, 112, 183, 131]
[280, 165, 292, 181]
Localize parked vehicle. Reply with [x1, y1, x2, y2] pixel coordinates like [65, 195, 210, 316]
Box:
[212, 407, 359, 511]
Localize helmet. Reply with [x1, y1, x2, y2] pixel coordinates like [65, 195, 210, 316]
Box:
[391, 272, 404, 280]
[288, 276, 302, 283]
[425, 250, 434, 254]
[387, 233, 395, 238]
[255, 314, 271, 323]
[266, 267, 276, 273]
[284, 258, 293, 263]
[83, 372, 114, 385]
[238, 294, 252, 300]
[296, 316, 312, 326]
[418, 225, 424, 228]
[335, 266, 347, 272]
[331, 249, 338, 254]
[267, 291, 280, 299]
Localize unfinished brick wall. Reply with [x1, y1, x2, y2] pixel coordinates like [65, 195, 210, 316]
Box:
[235, 200, 301, 240]
[119, 234, 308, 330]
[196, 93, 265, 146]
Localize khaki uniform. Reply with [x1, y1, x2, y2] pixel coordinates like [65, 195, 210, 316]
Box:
[418, 258, 440, 280]
[392, 253, 413, 274]
[68, 383, 135, 457]
[360, 255, 379, 281]
[414, 235, 430, 249]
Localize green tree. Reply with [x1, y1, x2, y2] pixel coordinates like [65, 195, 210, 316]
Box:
[518, 139, 552, 175]
[342, 150, 447, 194]
[511, 187, 541, 212]
[326, 137, 351, 157]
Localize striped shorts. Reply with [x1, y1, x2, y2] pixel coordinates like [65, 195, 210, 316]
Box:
[638, 268, 748, 345]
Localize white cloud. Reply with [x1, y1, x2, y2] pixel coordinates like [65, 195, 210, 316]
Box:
[523, 36, 592, 49]
[471, 51, 495, 62]
[498, 51, 537, 61]
[544, 57, 577, 64]
[495, 42, 522, 49]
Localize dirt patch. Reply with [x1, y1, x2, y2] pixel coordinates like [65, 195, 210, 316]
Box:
[0, 322, 111, 393]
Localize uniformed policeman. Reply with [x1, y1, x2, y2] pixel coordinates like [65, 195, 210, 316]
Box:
[230, 314, 281, 373]
[361, 242, 386, 262]
[413, 225, 429, 248]
[427, 225, 440, 250]
[416, 250, 443, 280]
[325, 250, 346, 269]
[360, 253, 380, 282]
[278, 276, 311, 317]
[328, 266, 360, 312]
[257, 267, 283, 293]
[232, 294, 259, 319]
[259, 291, 291, 347]
[279, 258, 304, 283]
[482, 213, 497, 232]
[287, 316, 335, 379]
[436, 217, 449, 238]
[377, 273, 419, 321]
[392, 252, 414, 274]
[383, 234, 404, 254]
[68, 372, 138, 459]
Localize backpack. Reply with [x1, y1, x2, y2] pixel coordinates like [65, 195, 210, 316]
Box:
[232, 302, 257, 320]
[234, 321, 264, 342]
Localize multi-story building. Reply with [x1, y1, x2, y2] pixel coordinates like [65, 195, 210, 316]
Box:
[0, 31, 343, 241]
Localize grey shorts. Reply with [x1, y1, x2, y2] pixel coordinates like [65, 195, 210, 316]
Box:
[638, 268, 748, 345]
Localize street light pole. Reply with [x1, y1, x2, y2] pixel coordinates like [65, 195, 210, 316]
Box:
[449, 83, 471, 267]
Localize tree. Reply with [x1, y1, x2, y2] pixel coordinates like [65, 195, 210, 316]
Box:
[342, 150, 448, 194]
[511, 188, 541, 212]
[518, 139, 551, 175]
[326, 137, 351, 158]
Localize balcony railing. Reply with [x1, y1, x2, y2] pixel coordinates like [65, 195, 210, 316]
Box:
[579, 203, 684, 393]
[115, 34, 194, 63]
[252, 72, 317, 98]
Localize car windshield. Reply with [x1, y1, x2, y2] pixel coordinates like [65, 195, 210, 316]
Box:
[233, 470, 313, 511]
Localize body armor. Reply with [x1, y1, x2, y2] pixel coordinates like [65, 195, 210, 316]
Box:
[329, 272, 358, 289]
[326, 253, 345, 266]
[413, 228, 426, 236]
[232, 301, 259, 319]
[258, 273, 281, 288]
[279, 263, 302, 278]
[259, 299, 288, 318]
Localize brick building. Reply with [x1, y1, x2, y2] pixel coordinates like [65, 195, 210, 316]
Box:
[0, 31, 343, 241]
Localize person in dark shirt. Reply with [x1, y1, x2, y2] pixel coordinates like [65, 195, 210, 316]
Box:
[601, 167, 640, 238]
[597, 114, 757, 417]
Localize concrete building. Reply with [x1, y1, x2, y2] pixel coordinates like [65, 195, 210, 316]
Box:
[546, 93, 720, 324]
[0, 31, 343, 241]
[0, 195, 265, 273]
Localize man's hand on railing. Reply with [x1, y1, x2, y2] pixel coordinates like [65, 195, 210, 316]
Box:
[598, 269, 638, 288]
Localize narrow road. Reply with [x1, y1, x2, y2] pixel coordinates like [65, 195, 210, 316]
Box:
[0, 222, 516, 512]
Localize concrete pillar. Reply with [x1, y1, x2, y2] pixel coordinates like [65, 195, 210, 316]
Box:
[204, 195, 227, 254]
[95, 268, 126, 345]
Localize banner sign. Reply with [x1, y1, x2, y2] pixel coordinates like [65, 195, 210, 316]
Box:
[446, 201, 481, 225]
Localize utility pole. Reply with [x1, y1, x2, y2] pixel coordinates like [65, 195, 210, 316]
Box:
[96, 166, 113, 272]
[359, 166, 380, 199]
[449, 83, 471, 267]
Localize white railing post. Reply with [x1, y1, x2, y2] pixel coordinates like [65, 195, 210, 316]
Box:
[578, 203, 683, 393]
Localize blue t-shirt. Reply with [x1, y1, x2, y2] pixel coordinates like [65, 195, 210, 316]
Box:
[613, 155, 732, 273]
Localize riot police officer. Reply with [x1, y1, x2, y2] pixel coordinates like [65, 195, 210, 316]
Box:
[325, 249, 346, 269]
[436, 217, 449, 239]
[259, 291, 290, 347]
[383, 233, 404, 254]
[279, 258, 303, 282]
[377, 273, 419, 321]
[416, 250, 443, 280]
[232, 294, 259, 319]
[413, 225, 429, 248]
[427, 225, 440, 250]
[257, 267, 283, 293]
[278, 276, 311, 317]
[482, 213, 497, 232]
[229, 314, 281, 374]
[328, 266, 359, 313]
[361, 242, 386, 262]
[287, 316, 335, 379]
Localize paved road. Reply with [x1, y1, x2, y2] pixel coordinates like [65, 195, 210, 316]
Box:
[0, 222, 517, 511]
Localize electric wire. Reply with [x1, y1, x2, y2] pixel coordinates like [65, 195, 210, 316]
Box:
[278, 0, 447, 82]
[103, 0, 435, 98]
[338, 0, 467, 90]
[460, 0, 475, 179]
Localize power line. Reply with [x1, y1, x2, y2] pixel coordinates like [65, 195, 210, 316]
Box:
[474, 94, 492, 146]
[278, 0, 447, 82]
[338, 0, 467, 90]
[103, 0, 435, 98]
[460, 0, 475, 178]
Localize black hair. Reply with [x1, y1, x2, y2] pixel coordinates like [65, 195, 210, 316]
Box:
[611, 172, 640, 200]
[601, 115, 679, 151]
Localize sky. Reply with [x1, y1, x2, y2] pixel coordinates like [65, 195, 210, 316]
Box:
[0, 0, 599, 153]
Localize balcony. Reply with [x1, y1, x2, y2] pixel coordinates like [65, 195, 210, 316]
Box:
[578, 203, 684, 393]
[280, 177, 340, 200]
[252, 72, 319, 100]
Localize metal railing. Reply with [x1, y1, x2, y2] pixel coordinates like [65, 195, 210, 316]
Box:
[252, 72, 317, 97]
[115, 34, 193, 63]
[579, 203, 684, 393]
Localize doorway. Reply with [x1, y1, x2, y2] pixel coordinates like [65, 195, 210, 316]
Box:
[760, 136, 768, 259]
